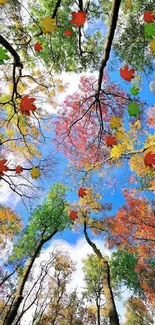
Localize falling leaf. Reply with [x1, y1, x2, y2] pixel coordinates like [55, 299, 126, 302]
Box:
[30, 167, 40, 179]
[128, 102, 141, 117]
[20, 95, 37, 116]
[64, 29, 72, 37]
[42, 17, 57, 34]
[125, 0, 132, 8]
[150, 37, 155, 53]
[0, 159, 9, 176]
[144, 151, 155, 168]
[78, 187, 87, 198]
[120, 65, 135, 82]
[110, 144, 125, 158]
[144, 23, 155, 38]
[0, 47, 9, 64]
[114, 130, 125, 140]
[144, 11, 155, 23]
[106, 135, 117, 147]
[69, 210, 78, 220]
[130, 86, 140, 96]
[70, 10, 86, 27]
[110, 117, 122, 129]
[15, 165, 23, 174]
[0, 0, 8, 5]
[34, 42, 43, 52]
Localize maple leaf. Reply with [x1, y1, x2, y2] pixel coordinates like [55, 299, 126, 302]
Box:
[0, 47, 9, 64]
[110, 144, 125, 159]
[42, 17, 57, 34]
[69, 210, 78, 221]
[144, 23, 155, 38]
[128, 102, 141, 117]
[114, 130, 125, 140]
[0, 159, 9, 176]
[34, 42, 43, 52]
[78, 187, 87, 198]
[70, 10, 86, 27]
[20, 95, 37, 116]
[130, 86, 140, 96]
[144, 151, 155, 168]
[120, 65, 135, 82]
[15, 165, 23, 174]
[110, 117, 122, 129]
[0, 0, 8, 5]
[144, 11, 155, 23]
[106, 135, 117, 147]
[125, 0, 132, 8]
[150, 37, 155, 54]
[30, 167, 40, 179]
[64, 29, 72, 37]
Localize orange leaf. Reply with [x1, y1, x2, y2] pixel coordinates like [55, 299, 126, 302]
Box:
[70, 10, 86, 27]
[144, 151, 155, 168]
[106, 135, 117, 147]
[144, 11, 155, 23]
[120, 65, 135, 82]
[15, 165, 23, 174]
[0, 159, 9, 176]
[34, 42, 43, 52]
[78, 187, 87, 198]
[20, 95, 37, 116]
[69, 210, 78, 220]
[64, 29, 72, 37]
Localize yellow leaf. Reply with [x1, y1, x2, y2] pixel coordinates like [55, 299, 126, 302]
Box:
[110, 117, 122, 129]
[150, 38, 155, 54]
[0, 0, 8, 5]
[5, 129, 15, 137]
[110, 144, 124, 158]
[125, 0, 132, 8]
[56, 85, 65, 92]
[114, 130, 125, 140]
[42, 17, 57, 34]
[30, 167, 40, 179]
[133, 120, 141, 129]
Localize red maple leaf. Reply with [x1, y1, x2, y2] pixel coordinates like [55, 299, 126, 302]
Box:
[69, 210, 78, 220]
[78, 187, 87, 198]
[144, 11, 155, 23]
[0, 159, 9, 176]
[34, 42, 43, 52]
[20, 95, 37, 116]
[15, 165, 23, 174]
[106, 135, 117, 147]
[144, 151, 155, 168]
[70, 10, 86, 27]
[120, 65, 135, 82]
[64, 29, 72, 37]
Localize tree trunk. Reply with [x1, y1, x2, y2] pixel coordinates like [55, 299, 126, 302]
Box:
[84, 222, 120, 325]
[4, 230, 57, 325]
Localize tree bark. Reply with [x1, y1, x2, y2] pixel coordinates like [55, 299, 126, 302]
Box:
[4, 230, 57, 325]
[84, 221, 120, 325]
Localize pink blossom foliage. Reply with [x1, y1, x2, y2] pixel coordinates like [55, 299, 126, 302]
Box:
[53, 75, 128, 166]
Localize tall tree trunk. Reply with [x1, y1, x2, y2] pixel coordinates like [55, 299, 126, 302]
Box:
[96, 299, 101, 325]
[4, 230, 57, 325]
[84, 222, 120, 325]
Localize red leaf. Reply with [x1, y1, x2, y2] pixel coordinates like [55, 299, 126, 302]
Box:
[0, 159, 9, 176]
[78, 187, 87, 198]
[106, 135, 117, 147]
[20, 95, 37, 116]
[15, 165, 23, 174]
[64, 29, 72, 37]
[144, 151, 155, 168]
[34, 42, 43, 52]
[120, 65, 135, 82]
[69, 210, 78, 220]
[144, 11, 155, 23]
[70, 10, 86, 27]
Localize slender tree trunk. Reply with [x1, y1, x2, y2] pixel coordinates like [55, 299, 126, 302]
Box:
[96, 299, 101, 325]
[84, 222, 120, 325]
[3, 230, 57, 325]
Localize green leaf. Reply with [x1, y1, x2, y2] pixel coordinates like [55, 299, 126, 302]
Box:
[144, 23, 155, 38]
[130, 86, 140, 96]
[128, 102, 141, 117]
[0, 46, 9, 64]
